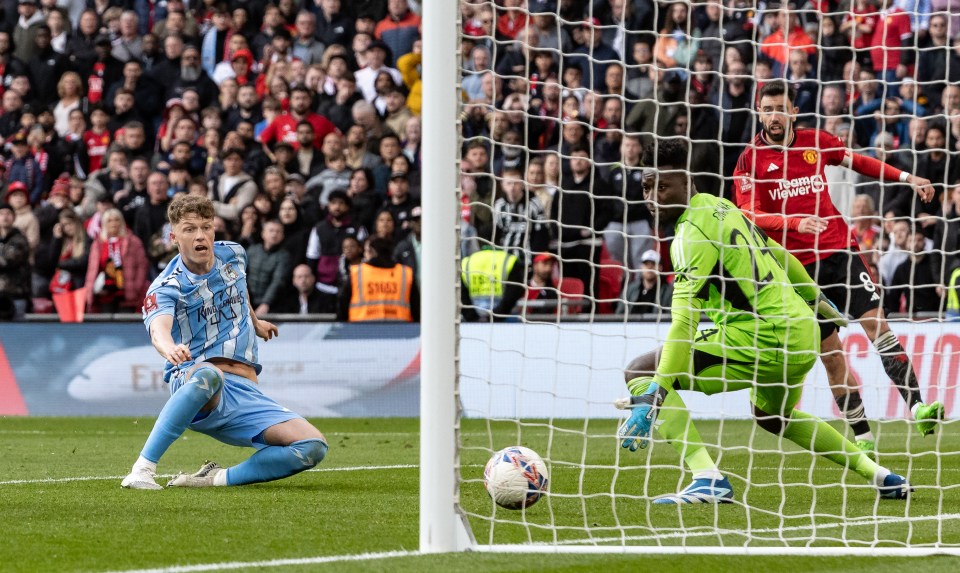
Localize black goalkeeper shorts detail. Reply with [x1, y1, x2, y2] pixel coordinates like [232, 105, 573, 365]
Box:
[804, 250, 882, 341]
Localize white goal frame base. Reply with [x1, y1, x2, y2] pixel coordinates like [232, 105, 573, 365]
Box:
[470, 545, 960, 556]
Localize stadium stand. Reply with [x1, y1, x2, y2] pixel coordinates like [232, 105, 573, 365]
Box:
[0, 0, 957, 323]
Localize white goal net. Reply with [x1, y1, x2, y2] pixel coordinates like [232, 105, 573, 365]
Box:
[421, 0, 960, 555]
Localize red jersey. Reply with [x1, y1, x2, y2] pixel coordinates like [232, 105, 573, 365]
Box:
[870, 8, 911, 72]
[842, 7, 879, 51]
[851, 224, 882, 252]
[84, 129, 111, 173]
[733, 128, 855, 265]
[87, 62, 106, 105]
[496, 11, 527, 40]
[258, 112, 338, 150]
[759, 28, 817, 65]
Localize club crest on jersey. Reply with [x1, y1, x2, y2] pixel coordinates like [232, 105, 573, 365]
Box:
[712, 201, 732, 221]
[803, 150, 818, 164]
[223, 264, 239, 281]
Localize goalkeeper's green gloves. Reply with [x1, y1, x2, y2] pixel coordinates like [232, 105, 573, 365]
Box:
[807, 293, 848, 328]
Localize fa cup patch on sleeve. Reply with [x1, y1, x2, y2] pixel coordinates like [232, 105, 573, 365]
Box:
[143, 293, 158, 315]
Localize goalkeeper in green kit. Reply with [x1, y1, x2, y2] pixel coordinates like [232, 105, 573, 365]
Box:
[617, 140, 910, 505]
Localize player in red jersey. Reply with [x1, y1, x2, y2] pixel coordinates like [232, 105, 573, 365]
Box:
[734, 81, 945, 456]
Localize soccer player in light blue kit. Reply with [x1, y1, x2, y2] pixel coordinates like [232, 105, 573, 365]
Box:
[121, 194, 328, 489]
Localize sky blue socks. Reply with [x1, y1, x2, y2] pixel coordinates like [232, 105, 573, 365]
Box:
[225, 439, 329, 485]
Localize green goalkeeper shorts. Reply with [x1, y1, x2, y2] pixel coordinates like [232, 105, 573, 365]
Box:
[671, 324, 819, 416]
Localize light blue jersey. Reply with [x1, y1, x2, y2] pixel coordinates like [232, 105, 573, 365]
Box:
[142, 241, 260, 382]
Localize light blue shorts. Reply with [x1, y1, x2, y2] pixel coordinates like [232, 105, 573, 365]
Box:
[169, 371, 302, 449]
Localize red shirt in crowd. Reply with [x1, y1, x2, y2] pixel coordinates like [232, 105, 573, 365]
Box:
[842, 6, 879, 51]
[496, 10, 527, 40]
[375, 10, 421, 40]
[733, 128, 855, 265]
[259, 112, 338, 150]
[759, 27, 817, 65]
[87, 62, 107, 105]
[84, 129, 111, 173]
[851, 224, 882, 252]
[870, 7, 912, 72]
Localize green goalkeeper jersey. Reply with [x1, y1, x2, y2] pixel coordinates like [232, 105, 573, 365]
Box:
[654, 193, 821, 387]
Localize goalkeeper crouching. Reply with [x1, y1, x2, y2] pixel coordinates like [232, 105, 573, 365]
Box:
[617, 140, 910, 505]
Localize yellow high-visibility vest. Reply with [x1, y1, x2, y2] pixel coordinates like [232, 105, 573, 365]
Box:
[460, 250, 518, 302]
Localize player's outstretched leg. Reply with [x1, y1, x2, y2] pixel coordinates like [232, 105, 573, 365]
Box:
[622, 376, 733, 505]
[121, 364, 224, 490]
[754, 405, 911, 499]
[865, 313, 945, 436]
[167, 439, 328, 487]
[168, 418, 328, 487]
[821, 332, 875, 458]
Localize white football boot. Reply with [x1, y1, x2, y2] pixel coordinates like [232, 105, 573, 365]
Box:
[167, 461, 226, 487]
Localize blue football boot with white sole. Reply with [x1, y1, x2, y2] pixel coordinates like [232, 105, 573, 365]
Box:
[878, 473, 912, 500]
[653, 475, 735, 505]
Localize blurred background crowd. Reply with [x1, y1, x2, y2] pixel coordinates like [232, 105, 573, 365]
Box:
[0, 0, 957, 322]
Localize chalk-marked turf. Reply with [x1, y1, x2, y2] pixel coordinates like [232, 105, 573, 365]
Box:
[0, 464, 418, 486]
[4, 461, 959, 487]
[551, 512, 960, 546]
[0, 427, 950, 437]
[98, 515, 960, 571]
[101, 550, 419, 573]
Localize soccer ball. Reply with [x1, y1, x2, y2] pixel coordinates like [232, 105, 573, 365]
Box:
[483, 446, 549, 510]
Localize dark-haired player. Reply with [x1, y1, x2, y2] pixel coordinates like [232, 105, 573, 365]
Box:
[617, 140, 910, 504]
[733, 81, 944, 456]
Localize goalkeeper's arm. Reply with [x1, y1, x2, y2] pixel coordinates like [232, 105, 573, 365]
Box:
[616, 292, 701, 450]
[648, 293, 703, 392]
[763, 234, 847, 327]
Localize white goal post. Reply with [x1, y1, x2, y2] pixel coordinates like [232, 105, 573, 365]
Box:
[420, 0, 474, 554]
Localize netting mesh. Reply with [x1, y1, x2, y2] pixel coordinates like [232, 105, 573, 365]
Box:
[453, 0, 960, 550]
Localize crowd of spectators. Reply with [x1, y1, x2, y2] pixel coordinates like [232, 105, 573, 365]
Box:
[0, 0, 959, 321]
[0, 0, 426, 319]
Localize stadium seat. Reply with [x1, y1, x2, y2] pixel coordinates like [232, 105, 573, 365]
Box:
[598, 256, 625, 314]
[557, 277, 585, 316]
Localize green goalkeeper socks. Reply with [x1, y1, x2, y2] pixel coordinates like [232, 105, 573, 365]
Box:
[782, 409, 881, 482]
[627, 376, 720, 476]
[657, 390, 720, 477]
[629, 378, 886, 484]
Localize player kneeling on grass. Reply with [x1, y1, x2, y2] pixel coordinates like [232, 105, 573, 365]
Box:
[616, 140, 909, 505]
[121, 194, 328, 490]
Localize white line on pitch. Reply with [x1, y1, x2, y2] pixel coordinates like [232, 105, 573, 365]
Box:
[101, 549, 419, 573]
[6, 460, 960, 487]
[0, 429, 945, 437]
[0, 464, 418, 486]
[550, 512, 960, 546]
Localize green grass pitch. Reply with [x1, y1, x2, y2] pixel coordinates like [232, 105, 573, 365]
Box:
[1, 416, 958, 572]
